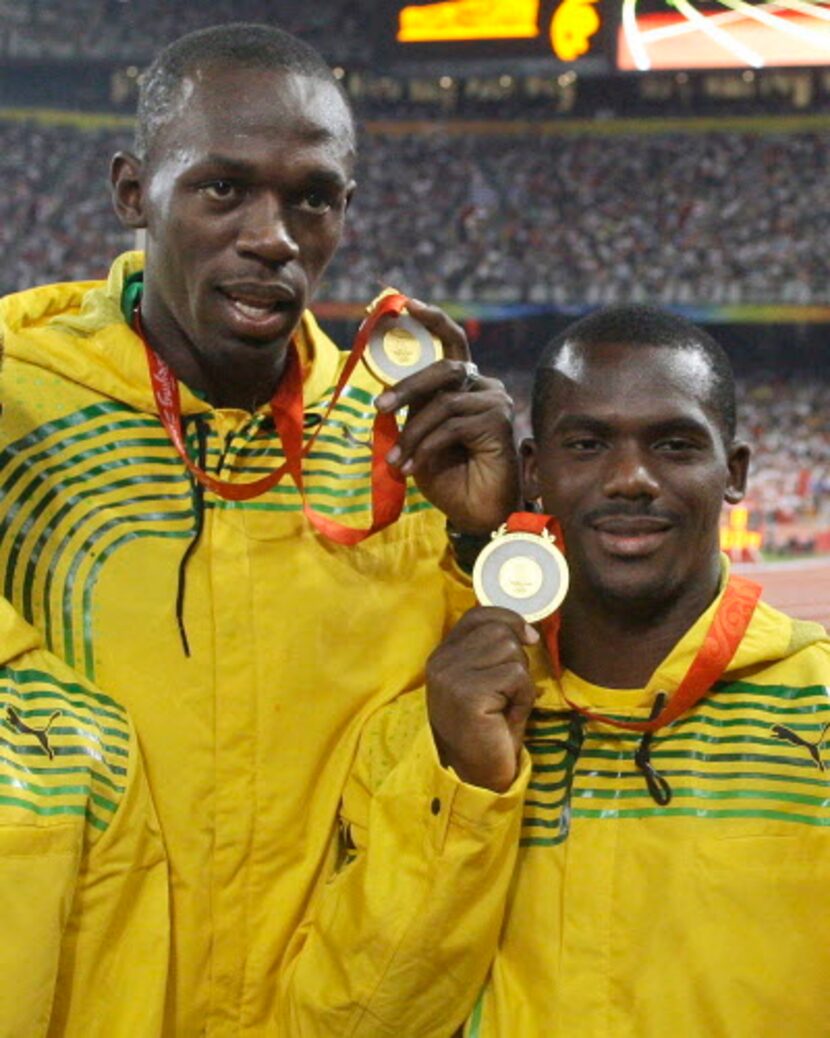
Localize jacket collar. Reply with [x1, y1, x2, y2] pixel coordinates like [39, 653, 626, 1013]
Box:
[532, 558, 827, 715]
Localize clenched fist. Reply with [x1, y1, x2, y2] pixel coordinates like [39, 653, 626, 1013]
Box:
[426, 606, 540, 793]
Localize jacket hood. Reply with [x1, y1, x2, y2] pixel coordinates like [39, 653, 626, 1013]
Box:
[0, 251, 343, 415]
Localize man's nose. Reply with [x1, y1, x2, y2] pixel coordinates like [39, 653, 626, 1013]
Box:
[602, 446, 660, 499]
[236, 196, 300, 263]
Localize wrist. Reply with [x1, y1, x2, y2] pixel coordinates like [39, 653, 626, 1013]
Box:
[432, 725, 519, 793]
[446, 521, 491, 575]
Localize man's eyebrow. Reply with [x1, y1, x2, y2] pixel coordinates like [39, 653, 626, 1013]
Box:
[551, 414, 614, 435]
[647, 416, 714, 439]
[194, 155, 349, 188]
[549, 414, 714, 438]
[196, 154, 259, 175]
[303, 168, 350, 189]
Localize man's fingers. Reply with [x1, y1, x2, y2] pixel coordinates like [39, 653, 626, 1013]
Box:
[394, 409, 505, 477]
[481, 661, 538, 702]
[376, 359, 494, 416]
[404, 299, 470, 362]
[444, 606, 539, 648]
[385, 387, 512, 469]
[426, 606, 541, 792]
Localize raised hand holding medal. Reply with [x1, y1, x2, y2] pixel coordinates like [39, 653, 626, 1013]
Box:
[375, 297, 520, 535]
[425, 511, 567, 793]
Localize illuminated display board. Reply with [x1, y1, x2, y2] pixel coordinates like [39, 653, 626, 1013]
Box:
[393, 0, 608, 65]
[617, 0, 830, 70]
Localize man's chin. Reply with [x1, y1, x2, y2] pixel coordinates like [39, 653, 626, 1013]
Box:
[579, 557, 681, 612]
[211, 322, 297, 359]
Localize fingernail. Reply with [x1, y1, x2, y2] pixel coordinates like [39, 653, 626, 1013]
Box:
[401, 459, 414, 476]
[387, 445, 401, 465]
[408, 298, 426, 308]
[524, 624, 540, 644]
[375, 391, 396, 412]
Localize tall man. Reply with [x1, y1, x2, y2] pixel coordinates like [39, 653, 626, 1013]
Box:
[287, 305, 830, 1036]
[0, 23, 518, 1034]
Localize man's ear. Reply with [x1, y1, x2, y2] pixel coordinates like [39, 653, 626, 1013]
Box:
[724, 440, 751, 504]
[521, 437, 541, 505]
[110, 151, 148, 230]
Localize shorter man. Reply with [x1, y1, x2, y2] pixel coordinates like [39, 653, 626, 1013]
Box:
[281, 305, 830, 1037]
[0, 603, 168, 1035]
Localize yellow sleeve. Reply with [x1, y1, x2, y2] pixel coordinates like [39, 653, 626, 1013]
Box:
[47, 721, 170, 1038]
[441, 548, 478, 633]
[278, 693, 529, 1037]
[0, 824, 81, 1038]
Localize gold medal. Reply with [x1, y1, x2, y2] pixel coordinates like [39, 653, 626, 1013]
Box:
[362, 290, 443, 386]
[473, 524, 569, 623]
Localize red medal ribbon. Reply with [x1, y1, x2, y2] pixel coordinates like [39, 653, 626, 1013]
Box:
[507, 511, 566, 675]
[542, 572, 761, 733]
[138, 293, 408, 545]
[506, 510, 564, 541]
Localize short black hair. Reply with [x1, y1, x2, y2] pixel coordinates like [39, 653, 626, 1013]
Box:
[135, 22, 354, 159]
[531, 304, 737, 442]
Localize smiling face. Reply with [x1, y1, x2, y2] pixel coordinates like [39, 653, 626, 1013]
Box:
[524, 341, 750, 615]
[112, 63, 355, 384]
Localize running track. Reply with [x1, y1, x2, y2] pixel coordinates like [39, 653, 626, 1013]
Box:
[735, 557, 830, 630]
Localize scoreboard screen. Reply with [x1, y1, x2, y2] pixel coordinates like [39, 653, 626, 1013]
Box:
[391, 0, 609, 65]
[387, 0, 830, 72]
[617, 0, 830, 70]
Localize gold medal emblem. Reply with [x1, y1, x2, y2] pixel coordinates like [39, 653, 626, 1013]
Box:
[363, 290, 443, 386]
[382, 325, 423, 368]
[473, 525, 569, 623]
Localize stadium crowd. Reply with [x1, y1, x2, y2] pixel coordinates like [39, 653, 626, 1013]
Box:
[2, 114, 828, 537]
[0, 121, 132, 291]
[741, 376, 830, 527]
[2, 118, 827, 309]
[332, 128, 830, 308]
[0, 0, 370, 63]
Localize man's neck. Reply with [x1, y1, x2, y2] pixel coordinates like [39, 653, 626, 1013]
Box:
[558, 570, 722, 689]
[139, 298, 289, 412]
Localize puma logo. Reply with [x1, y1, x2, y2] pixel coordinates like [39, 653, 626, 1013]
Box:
[4, 706, 61, 760]
[771, 722, 830, 772]
[340, 423, 372, 450]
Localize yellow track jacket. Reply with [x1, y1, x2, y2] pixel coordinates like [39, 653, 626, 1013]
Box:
[288, 574, 830, 1037]
[0, 595, 168, 1038]
[0, 253, 469, 1035]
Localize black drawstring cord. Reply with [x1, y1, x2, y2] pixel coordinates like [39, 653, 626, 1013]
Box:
[175, 417, 207, 658]
[635, 692, 673, 806]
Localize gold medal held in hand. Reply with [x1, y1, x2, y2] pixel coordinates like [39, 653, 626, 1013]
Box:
[362, 289, 443, 386]
[473, 521, 569, 623]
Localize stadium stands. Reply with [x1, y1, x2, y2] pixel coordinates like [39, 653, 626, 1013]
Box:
[0, 0, 369, 62]
[2, 117, 828, 310]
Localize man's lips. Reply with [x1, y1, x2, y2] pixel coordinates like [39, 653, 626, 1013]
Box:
[589, 515, 675, 558]
[216, 282, 299, 340]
